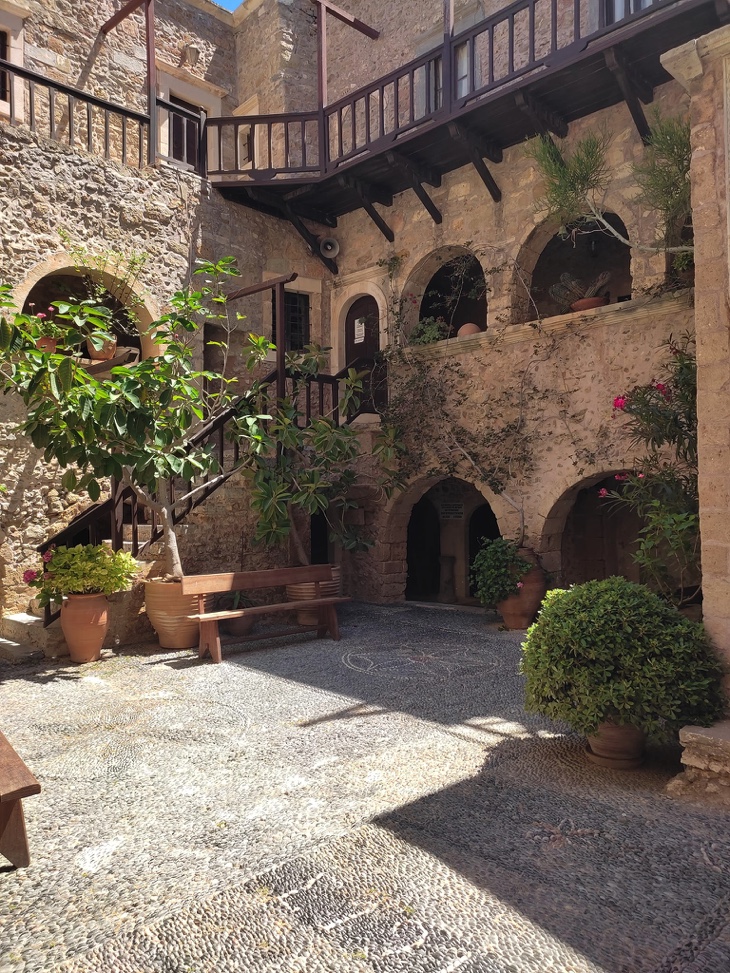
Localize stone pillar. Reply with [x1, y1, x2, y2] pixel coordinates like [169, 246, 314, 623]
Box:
[663, 29, 730, 666]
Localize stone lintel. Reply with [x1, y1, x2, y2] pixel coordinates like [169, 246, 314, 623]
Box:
[662, 24, 730, 91]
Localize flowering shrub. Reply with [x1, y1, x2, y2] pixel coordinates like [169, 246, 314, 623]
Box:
[26, 544, 138, 607]
[470, 537, 534, 606]
[604, 334, 698, 606]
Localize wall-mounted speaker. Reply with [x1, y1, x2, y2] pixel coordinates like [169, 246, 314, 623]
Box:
[319, 237, 340, 258]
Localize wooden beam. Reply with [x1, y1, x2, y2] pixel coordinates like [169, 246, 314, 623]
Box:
[386, 150, 441, 188]
[338, 175, 393, 207]
[515, 91, 568, 138]
[604, 47, 653, 143]
[310, 0, 380, 39]
[246, 189, 339, 274]
[227, 273, 298, 302]
[99, 0, 146, 35]
[386, 152, 442, 224]
[448, 122, 501, 203]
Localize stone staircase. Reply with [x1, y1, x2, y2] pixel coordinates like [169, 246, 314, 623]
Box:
[0, 612, 66, 661]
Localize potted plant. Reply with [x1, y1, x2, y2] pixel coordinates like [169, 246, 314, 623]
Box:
[470, 537, 546, 629]
[33, 312, 65, 353]
[216, 590, 256, 637]
[25, 544, 138, 663]
[549, 271, 611, 313]
[408, 315, 451, 345]
[521, 576, 725, 768]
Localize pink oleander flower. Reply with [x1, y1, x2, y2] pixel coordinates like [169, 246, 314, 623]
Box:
[614, 473, 629, 481]
[516, 581, 524, 589]
[598, 488, 609, 497]
[654, 382, 671, 399]
[23, 569, 39, 584]
[42, 549, 54, 563]
[638, 473, 645, 478]
[613, 395, 627, 410]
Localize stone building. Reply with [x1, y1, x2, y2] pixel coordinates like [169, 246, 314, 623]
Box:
[1, 0, 729, 704]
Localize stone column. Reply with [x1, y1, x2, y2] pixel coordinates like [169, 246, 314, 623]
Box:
[663, 28, 730, 666]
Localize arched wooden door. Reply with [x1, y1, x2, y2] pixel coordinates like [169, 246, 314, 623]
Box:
[345, 296, 386, 413]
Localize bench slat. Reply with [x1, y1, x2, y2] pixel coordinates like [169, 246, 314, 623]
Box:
[189, 595, 350, 622]
[0, 732, 41, 803]
[181, 564, 335, 596]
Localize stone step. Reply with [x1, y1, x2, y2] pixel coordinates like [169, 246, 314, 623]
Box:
[122, 523, 153, 542]
[0, 636, 44, 665]
[0, 613, 68, 659]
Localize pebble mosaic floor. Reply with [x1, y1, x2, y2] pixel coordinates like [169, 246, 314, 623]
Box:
[1, 603, 730, 973]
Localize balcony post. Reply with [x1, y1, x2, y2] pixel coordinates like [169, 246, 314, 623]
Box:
[442, 0, 454, 113]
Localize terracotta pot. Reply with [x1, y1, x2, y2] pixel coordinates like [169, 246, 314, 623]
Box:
[586, 721, 645, 770]
[35, 337, 58, 354]
[286, 565, 341, 625]
[496, 562, 547, 630]
[60, 593, 109, 664]
[144, 579, 210, 650]
[457, 322, 482, 337]
[569, 296, 609, 312]
[222, 615, 256, 637]
[86, 337, 118, 361]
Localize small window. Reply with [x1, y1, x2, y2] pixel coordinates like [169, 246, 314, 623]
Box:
[0, 31, 8, 102]
[428, 56, 443, 112]
[272, 291, 310, 351]
[455, 43, 470, 99]
[603, 0, 652, 25]
[169, 93, 200, 171]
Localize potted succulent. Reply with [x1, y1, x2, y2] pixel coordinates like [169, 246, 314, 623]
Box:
[521, 576, 725, 768]
[470, 537, 546, 629]
[549, 271, 611, 312]
[25, 544, 138, 664]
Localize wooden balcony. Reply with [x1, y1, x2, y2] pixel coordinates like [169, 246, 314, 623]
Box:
[208, 0, 727, 252]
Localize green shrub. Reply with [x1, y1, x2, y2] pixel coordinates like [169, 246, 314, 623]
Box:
[409, 316, 450, 345]
[470, 538, 533, 606]
[25, 544, 138, 607]
[520, 576, 724, 741]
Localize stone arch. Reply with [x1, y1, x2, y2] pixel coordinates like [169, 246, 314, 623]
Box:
[383, 472, 518, 603]
[510, 211, 633, 324]
[12, 252, 161, 359]
[332, 280, 388, 370]
[400, 245, 488, 338]
[540, 469, 643, 586]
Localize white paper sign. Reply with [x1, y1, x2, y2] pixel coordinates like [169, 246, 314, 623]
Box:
[354, 317, 366, 343]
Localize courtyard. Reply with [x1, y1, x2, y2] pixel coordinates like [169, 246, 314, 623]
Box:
[1, 603, 730, 973]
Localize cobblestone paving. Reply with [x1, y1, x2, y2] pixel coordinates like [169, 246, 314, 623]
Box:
[1, 603, 730, 973]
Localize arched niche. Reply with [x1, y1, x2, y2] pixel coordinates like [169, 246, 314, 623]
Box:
[14, 254, 160, 359]
[401, 246, 488, 340]
[512, 214, 633, 324]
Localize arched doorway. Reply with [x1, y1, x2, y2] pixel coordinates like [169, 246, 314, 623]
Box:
[419, 253, 487, 337]
[562, 476, 642, 584]
[344, 295, 385, 412]
[405, 478, 500, 603]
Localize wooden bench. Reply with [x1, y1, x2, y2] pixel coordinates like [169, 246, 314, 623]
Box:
[0, 732, 41, 868]
[181, 564, 350, 664]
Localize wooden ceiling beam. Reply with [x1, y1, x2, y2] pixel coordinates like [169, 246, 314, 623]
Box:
[604, 47, 653, 143]
[338, 175, 394, 241]
[245, 189, 339, 274]
[386, 152, 442, 224]
[515, 90, 568, 139]
[448, 122, 502, 203]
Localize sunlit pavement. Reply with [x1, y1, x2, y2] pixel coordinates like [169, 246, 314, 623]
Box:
[2, 602, 729, 973]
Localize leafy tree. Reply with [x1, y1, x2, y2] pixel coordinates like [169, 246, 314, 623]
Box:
[0, 259, 400, 578]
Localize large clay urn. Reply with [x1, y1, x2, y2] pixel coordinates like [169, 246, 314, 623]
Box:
[60, 593, 109, 664]
[144, 579, 202, 649]
[286, 565, 341, 625]
[496, 556, 547, 629]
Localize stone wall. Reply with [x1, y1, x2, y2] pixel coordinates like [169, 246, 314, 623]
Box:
[663, 28, 730, 669]
[0, 117, 325, 617]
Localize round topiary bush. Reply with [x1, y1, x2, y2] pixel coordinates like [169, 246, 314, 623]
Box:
[520, 576, 725, 741]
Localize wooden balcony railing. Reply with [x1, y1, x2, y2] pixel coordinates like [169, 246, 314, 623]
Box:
[0, 57, 150, 167]
[0, 0, 713, 183]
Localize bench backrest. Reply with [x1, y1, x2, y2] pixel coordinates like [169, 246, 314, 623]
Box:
[180, 563, 336, 596]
